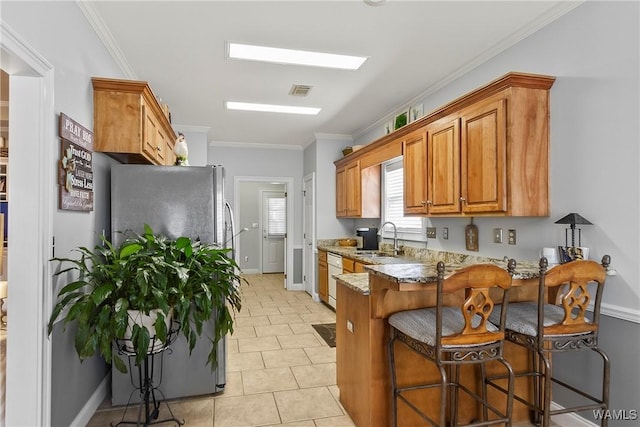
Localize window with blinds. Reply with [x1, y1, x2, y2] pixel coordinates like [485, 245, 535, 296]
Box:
[382, 158, 423, 233]
[267, 196, 286, 236]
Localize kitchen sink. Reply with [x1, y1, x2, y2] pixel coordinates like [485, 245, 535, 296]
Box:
[355, 250, 394, 257]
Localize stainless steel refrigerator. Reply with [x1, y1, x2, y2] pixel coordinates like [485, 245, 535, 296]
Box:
[110, 164, 234, 405]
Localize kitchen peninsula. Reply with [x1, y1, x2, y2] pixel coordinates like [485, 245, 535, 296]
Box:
[330, 249, 541, 427]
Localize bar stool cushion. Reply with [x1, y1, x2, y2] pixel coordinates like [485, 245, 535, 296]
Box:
[389, 307, 498, 347]
[488, 302, 591, 337]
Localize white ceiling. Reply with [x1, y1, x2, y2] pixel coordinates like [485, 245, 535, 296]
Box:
[82, 1, 580, 148]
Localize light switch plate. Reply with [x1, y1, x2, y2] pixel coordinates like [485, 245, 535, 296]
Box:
[493, 228, 503, 244]
[508, 229, 517, 245]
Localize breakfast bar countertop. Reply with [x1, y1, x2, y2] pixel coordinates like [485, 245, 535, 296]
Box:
[334, 259, 541, 296]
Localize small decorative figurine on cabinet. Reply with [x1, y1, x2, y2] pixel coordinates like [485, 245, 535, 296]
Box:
[174, 133, 189, 166]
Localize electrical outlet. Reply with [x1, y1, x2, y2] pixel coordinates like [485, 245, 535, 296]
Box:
[493, 228, 503, 244]
[244, 256, 249, 262]
[508, 229, 517, 245]
[443, 227, 449, 240]
[426, 227, 437, 239]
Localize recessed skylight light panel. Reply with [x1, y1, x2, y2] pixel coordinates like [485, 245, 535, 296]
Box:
[227, 42, 367, 70]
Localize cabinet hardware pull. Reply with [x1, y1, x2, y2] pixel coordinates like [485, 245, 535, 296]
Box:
[459, 197, 466, 203]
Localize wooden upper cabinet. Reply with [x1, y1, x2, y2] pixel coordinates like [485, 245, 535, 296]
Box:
[460, 98, 507, 214]
[335, 72, 554, 218]
[92, 77, 176, 165]
[427, 116, 461, 215]
[335, 166, 347, 217]
[402, 128, 429, 215]
[345, 162, 361, 217]
[336, 160, 380, 218]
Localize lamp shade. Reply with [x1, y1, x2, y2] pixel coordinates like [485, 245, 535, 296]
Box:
[554, 212, 593, 225]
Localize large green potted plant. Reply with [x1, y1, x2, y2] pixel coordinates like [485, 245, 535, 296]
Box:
[48, 224, 243, 373]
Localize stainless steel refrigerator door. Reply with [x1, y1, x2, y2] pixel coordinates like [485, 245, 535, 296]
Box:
[110, 164, 228, 404]
[111, 164, 218, 246]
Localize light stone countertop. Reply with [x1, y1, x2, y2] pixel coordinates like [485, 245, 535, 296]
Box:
[322, 244, 541, 295]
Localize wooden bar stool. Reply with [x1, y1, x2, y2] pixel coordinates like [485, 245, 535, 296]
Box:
[388, 260, 517, 426]
[486, 256, 611, 426]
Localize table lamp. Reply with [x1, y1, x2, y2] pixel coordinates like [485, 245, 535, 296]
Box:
[554, 212, 592, 247]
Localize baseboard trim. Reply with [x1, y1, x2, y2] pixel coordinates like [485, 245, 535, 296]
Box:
[288, 282, 304, 291]
[550, 402, 598, 427]
[71, 374, 110, 427]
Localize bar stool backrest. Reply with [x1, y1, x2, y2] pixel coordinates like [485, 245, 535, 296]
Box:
[536, 256, 609, 340]
[436, 260, 516, 348]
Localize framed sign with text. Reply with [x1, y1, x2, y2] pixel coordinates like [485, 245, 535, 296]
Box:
[58, 113, 94, 211]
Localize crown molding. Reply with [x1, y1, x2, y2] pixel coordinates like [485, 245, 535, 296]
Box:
[209, 140, 302, 151]
[173, 124, 211, 134]
[76, 1, 137, 79]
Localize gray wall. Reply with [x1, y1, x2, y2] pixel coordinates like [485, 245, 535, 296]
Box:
[208, 144, 304, 277]
[2, 1, 123, 425]
[352, 2, 639, 422]
[302, 134, 354, 239]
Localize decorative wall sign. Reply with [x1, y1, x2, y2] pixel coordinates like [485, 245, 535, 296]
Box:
[58, 113, 94, 211]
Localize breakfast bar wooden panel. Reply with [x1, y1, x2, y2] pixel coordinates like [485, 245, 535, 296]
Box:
[336, 265, 540, 427]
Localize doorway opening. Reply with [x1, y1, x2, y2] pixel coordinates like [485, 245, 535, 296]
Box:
[1, 22, 56, 426]
[233, 176, 296, 290]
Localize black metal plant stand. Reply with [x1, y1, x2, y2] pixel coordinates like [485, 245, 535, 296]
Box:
[111, 322, 185, 427]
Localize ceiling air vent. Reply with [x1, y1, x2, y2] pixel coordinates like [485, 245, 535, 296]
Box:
[289, 84, 313, 96]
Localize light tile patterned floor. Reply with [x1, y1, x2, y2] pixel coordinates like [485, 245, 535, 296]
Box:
[87, 273, 355, 426]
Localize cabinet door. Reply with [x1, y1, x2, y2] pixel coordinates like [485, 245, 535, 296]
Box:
[318, 253, 328, 303]
[155, 126, 168, 165]
[460, 98, 507, 213]
[141, 99, 160, 163]
[342, 258, 355, 274]
[336, 167, 347, 217]
[345, 161, 361, 217]
[427, 117, 461, 214]
[403, 128, 429, 215]
[354, 261, 368, 273]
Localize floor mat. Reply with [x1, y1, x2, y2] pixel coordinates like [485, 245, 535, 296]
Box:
[312, 323, 336, 347]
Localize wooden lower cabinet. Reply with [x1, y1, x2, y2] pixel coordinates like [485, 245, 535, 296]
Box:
[342, 257, 355, 274]
[336, 279, 380, 427]
[318, 250, 328, 303]
[336, 274, 536, 427]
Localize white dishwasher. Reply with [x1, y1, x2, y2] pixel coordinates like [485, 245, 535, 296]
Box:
[327, 253, 342, 309]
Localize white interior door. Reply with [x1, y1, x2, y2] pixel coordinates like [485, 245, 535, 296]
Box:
[303, 174, 315, 297]
[261, 191, 285, 274]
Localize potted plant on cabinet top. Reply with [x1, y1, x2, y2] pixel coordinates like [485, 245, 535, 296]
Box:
[47, 224, 243, 373]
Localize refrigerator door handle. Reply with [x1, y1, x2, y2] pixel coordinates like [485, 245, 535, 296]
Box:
[224, 201, 236, 263]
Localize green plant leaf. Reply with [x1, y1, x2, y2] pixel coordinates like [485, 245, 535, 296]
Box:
[91, 283, 114, 306]
[119, 242, 142, 259]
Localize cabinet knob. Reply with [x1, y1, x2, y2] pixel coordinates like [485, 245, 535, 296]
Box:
[156, 145, 161, 151]
[459, 197, 466, 203]
[426, 200, 432, 205]
[421, 200, 426, 206]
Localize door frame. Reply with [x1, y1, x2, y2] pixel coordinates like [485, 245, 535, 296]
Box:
[1, 22, 55, 426]
[234, 175, 295, 290]
[302, 173, 317, 300]
[259, 189, 286, 274]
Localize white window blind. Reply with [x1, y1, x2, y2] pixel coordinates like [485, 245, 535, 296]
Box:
[383, 159, 423, 232]
[267, 197, 286, 236]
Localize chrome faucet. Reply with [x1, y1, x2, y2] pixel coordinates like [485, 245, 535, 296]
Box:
[380, 221, 400, 255]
